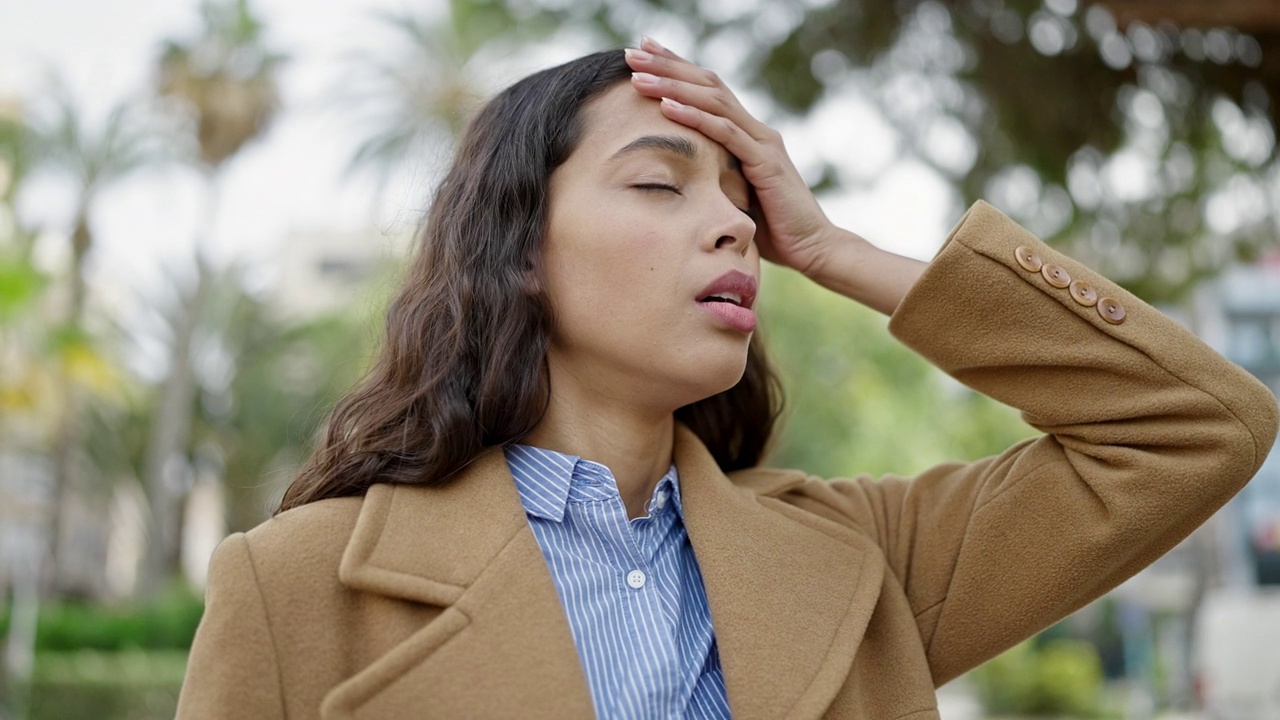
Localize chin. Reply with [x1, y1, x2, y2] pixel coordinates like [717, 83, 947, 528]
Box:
[667, 354, 750, 408]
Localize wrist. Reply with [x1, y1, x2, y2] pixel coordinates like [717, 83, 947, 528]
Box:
[803, 227, 874, 287]
[803, 227, 927, 316]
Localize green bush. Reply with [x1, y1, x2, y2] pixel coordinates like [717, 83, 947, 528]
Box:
[24, 649, 187, 720]
[970, 639, 1108, 718]
[0, 586, 204, 652]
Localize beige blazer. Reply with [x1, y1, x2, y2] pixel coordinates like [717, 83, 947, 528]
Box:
[176, 202, 1279, 719]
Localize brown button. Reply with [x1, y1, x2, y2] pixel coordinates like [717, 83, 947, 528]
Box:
[1041, 263, 1071, 288]
[1015, 246, 1043, 272]
[1097, 297, 1126, 324]
[1068, 280, 1098, 307]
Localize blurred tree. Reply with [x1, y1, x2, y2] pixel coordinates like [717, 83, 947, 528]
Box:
[0, 99, 35, 259]
[143, 0, 283, 596]
[337, 10, 485, 192]
[24, 87, 161, 594]
[446, 0, 1278, 303]
[1, 104, 135, 709]
[187, 265, 377, 533]
[28, 86, 161, 318]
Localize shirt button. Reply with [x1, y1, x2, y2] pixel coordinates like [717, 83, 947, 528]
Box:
[627, 570, 646, 589]
[655, 491, 667, 509]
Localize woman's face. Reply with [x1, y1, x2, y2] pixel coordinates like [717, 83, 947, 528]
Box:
[542, 82, 760, 411]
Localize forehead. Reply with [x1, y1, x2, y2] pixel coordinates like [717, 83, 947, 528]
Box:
[575, 82, 740, 171]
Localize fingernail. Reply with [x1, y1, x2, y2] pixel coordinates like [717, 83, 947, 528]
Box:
[641, 36, 666, 51]
[632, 71, 659, 85]
[625, 48, 653, 62]
[661, 97, 685, 109]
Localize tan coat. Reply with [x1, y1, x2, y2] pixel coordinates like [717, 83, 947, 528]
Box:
[177, 201, 1279, 719]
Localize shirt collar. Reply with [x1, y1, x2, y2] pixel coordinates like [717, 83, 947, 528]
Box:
[505, 444, 576, 522]
[505, 444, 683, 523]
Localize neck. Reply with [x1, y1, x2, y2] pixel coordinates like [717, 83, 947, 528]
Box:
[522, 361, 676, 520]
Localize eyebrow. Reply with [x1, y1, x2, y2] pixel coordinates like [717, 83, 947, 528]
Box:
[607, 134, 743, 172]
[608, 134, 698, 163]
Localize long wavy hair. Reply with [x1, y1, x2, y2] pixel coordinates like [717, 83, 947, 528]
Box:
[278, 49, 783, 513]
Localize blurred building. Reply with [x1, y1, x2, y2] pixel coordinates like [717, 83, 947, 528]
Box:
[1211, 253, 1280, 586]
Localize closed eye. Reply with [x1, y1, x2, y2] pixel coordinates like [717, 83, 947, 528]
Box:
[632, 182, 682, 195]
[633, 183, 753, 217]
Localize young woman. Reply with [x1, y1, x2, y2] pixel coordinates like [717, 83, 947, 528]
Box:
[177, 39, 1278, 719]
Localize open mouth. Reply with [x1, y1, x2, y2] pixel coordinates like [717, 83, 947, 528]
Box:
[698, 292, 744, 307]
[696, 270, 757, 311]
[696, 271, 757, 333]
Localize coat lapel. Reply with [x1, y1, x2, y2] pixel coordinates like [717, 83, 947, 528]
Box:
[675, 425, 884, 720]
[322, 448, 596, 719]
[321, 427, 883, 719]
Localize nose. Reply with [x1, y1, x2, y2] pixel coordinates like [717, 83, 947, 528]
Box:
[706, 196, 756, 256]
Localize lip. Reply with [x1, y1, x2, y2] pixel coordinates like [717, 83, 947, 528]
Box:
[697, 270, 758, 310]
[696, 270, 758, 333]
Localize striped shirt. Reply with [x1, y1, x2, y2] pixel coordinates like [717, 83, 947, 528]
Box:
[505, 444, 731, 719]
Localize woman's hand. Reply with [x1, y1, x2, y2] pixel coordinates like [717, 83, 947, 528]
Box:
[626, 38, 928, 315]
[624, 37, 843, 277]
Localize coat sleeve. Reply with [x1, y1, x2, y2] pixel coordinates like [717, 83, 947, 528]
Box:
[176, 532, 286, 719]
[776, 200, 1279, 687]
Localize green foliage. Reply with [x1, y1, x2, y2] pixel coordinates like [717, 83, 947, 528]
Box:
[0, 254, 46, 319]
[0, 587, 204, 652]
[157, 0, 285, 167]
[970, 639, 1109, 718]
[21, 650, 186, 720]
[449, 0, 1280, 303]
[190, 264, 386, 530]
[758, 264, 1035, 479]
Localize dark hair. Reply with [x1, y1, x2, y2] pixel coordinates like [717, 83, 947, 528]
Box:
[278, 49, 783, 513]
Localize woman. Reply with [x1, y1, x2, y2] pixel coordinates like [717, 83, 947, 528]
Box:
[177, 39, 1278, 719]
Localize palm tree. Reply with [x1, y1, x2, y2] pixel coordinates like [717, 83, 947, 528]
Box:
[29, 84, 161, 317]
[338, 9, 482, 192]
[23, 84, 161, 595]
[141, 0, 283, 596]
[1, 94, 143, 709]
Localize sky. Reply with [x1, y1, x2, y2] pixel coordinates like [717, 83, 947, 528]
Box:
[0, 0, 954, 326]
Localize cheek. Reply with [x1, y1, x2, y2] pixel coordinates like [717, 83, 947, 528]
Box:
[544, 232, 684, 342]
[549, 210, 673, 289]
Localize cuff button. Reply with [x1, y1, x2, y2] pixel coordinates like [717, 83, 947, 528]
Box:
[1015, 246, 1043, 272]
[1069, 280, 1098, 307]
[1041, 263, 1072, 288]
[1097, 297, 1126, 324]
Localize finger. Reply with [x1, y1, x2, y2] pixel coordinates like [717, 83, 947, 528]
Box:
[658, 97, 772, 171]
[625, 46, 724, 93]
[630, 71, 773, 143]
[640, 36, 689, 63]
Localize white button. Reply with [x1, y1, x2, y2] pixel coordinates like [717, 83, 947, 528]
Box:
[654, 491, 667, 509]
[627, 570, 646, 589]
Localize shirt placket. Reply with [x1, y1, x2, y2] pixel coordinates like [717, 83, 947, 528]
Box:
[631, 491, 688, 717]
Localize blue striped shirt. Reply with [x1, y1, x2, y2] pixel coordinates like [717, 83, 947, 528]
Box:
[504, 444, 731, 719]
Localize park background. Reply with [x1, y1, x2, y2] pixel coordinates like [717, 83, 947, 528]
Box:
[1, 0, 1279, 717]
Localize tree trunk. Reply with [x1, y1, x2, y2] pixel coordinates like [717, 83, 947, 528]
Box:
[47, 207, 91, 596]
[139, 170, 222, 599]
[139, 258, 211, 598]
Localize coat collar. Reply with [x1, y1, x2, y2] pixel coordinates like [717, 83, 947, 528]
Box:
[324, 426, 883, 720]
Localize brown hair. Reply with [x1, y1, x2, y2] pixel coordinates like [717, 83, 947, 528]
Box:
[278, 49, 783, 513]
